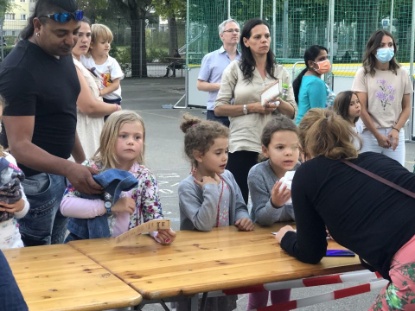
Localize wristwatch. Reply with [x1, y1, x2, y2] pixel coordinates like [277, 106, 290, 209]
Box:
[104, 192, 113, 215]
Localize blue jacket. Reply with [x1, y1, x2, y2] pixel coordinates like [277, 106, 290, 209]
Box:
[66, 169, 138, 240]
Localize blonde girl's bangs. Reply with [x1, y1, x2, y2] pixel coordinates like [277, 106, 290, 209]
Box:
[94, 110, 146, 169]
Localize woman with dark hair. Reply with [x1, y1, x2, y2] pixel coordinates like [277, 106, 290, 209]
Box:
[352, 29, 412, 166]
[293, 45, 335, 125]
[215, 18, 297, 204]
[275, 108, 415, 310]
[72, 17, 121, 159]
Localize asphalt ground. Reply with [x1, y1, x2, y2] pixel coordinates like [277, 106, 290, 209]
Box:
[115, 76, 415, 311]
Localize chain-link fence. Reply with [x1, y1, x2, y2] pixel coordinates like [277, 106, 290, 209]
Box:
[185, 0, 415, 138]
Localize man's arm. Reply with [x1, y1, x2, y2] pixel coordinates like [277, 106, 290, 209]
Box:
[196, 79, 221, 92]
[4, 115, 102, 194]
[71, 131, 86, 164]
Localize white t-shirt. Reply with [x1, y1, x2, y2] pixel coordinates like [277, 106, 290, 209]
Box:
[81, 55, 124, 99]
[352, 67, 413, 129]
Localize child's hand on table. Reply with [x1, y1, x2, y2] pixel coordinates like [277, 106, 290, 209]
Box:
[235, 218, 255, 231]
[155, 228, 176, 245]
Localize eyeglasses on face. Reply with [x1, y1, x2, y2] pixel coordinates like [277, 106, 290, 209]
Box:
[223, 28, 240, 33]
[40, 10, 83, 23]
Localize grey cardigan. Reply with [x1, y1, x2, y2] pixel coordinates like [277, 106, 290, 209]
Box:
[248, 160, 298, 226]
[178, 170, 250, 231]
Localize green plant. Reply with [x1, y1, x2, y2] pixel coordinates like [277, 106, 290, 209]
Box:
[146, 47, 169, 62]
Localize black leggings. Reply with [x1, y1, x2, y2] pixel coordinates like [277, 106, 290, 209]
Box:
[226, 151, 259, 204]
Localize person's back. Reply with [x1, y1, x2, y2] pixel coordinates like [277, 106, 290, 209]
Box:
[292, 152, 415, 275]
[276, 108, 415, 310]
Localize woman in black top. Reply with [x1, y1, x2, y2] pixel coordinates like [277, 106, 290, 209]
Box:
[275, 108, 415, 310]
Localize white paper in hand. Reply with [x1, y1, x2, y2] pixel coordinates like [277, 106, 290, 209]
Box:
[279, 170, 296, 204]
[261, 81, 280, 106]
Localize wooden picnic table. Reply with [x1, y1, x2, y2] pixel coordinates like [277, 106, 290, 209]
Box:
[3, 244, 142, 311]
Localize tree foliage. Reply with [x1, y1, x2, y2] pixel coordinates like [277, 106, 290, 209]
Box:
[77, 0, 109, 23]
[109, 0, 152, 77]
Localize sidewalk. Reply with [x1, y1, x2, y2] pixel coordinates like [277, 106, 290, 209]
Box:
[120, 77, 413, 311]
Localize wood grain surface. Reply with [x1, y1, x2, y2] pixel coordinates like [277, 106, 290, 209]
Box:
[3, 244, 142, 311]
[68, 224, 362, 300]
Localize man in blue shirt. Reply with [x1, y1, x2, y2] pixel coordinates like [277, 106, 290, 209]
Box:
[197, 19, 241, 127]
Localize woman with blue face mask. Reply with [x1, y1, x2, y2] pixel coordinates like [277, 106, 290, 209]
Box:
[352, 30, 412, 165]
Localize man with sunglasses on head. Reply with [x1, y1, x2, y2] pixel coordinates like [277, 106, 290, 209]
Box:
[197, 18, 241, 127]
[0, 0, 102, 247]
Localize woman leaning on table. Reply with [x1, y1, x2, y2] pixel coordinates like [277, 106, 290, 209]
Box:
[275, 108, 415, 311]
[351, 29, 412, 166]
[214, 18, 296, 204]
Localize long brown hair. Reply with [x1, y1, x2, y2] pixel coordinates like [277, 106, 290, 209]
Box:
[362, 29, 399, 76]
[333, 91, 359, 125]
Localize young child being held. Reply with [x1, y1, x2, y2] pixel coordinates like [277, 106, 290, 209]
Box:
[81, 23, 124, 105]
[60, 110, 175, 244]
[177, 113, 254, 311]
[247, 115, 300, 309]
[0, 96, 30, 249]
[333, 91, 361, 133]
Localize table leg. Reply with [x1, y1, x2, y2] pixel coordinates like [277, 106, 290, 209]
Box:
[190, 294, 199, 311]
[199, 292, 208, 311]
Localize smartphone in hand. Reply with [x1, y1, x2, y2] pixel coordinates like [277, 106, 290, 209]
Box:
[325, 249, 355, 257]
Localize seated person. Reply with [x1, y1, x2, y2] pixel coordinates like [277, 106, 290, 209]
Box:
[164, 49, 184, 77]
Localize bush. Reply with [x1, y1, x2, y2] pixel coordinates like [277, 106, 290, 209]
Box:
[146, 47, 169, 62]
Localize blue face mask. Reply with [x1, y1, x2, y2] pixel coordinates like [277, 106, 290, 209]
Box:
[376, 47, 394, 63]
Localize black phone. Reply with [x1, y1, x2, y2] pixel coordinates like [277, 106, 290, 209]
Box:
[325, 249, 355, 257]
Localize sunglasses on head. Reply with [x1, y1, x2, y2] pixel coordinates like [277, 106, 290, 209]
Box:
[40, 10, 83, 23]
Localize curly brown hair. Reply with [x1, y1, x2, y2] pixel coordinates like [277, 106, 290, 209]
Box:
[180, 113, 229, 168]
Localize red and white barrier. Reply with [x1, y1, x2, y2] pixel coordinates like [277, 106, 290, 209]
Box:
[218, 270, 383, 296]
[250, 279, 389, 311]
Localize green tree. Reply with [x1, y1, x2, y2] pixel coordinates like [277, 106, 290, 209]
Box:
[77, 0, 109, 23]
[110, 0, 152, 77]
[152, 0, 185, 56]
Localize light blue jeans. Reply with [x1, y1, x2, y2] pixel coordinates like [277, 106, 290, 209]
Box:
[17, 173, 67, 246]
[360, 128, 405, 166]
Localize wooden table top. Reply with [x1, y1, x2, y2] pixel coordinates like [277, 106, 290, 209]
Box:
[3, 244, 142, 311]
[68, 224, 362, 300]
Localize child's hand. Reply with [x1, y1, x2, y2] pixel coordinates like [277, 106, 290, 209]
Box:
[192, 170, 220, 188]
[155, 228, 176, 245]
[235, 218, 255, 231]
[111, 197, 135, 215]
[0, 198, 25, 214]
[271, 181, 291, 207]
